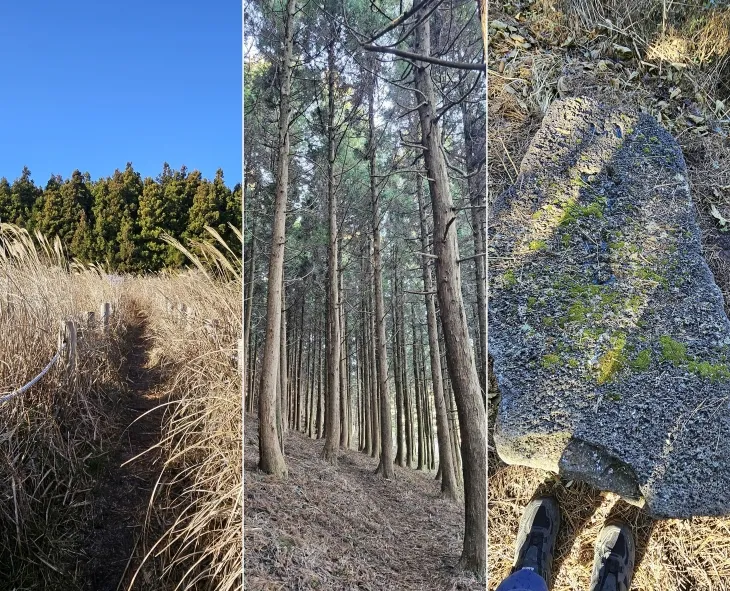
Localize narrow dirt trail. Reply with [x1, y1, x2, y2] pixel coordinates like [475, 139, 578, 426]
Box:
[82, 309, 164, 591]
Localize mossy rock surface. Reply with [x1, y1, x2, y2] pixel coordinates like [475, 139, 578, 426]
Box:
[489, 96, 730, 518]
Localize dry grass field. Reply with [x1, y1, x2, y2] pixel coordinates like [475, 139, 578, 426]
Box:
[488, 1, 730, 589]
[0, 223, 242, 590]
[125, 234, 242, 590]
[0, 224, 128, 588]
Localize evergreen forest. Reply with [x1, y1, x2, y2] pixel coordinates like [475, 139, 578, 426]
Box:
[244, 0, 487, 586]
[0, 163, 242, 272]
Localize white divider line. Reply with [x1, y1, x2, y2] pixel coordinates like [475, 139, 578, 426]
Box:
[0, 351, 61, 404]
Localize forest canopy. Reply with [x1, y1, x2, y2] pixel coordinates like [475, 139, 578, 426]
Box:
[0, 163, 242, 273]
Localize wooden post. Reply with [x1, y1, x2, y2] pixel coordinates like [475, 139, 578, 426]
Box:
[100, 302, 110, 333]
[58, 320, 77, 374]
[177, 303, 186, 324]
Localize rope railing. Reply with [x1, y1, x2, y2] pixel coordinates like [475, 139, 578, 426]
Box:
[0, 302, 113, 404]
[0, 351, 62, 404]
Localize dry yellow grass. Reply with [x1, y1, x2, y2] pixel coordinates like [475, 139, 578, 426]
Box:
[126, 229, 242, 590]
[489, 2, 730, 589]
[0, 223, 129, 588]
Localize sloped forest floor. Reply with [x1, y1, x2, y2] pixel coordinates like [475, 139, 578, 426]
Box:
[488, 1, 730, 590]
[244, 415, 481, 591]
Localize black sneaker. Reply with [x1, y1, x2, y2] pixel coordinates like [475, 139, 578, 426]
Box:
[589, 521, 636, 591]
[512, 496, 561, 584]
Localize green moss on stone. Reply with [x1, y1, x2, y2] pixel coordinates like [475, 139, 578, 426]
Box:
[631, 349, 651, 371]
[687, 360, 730, 381]
[659, 335, 687, 364]
[559, 200, 605, 225]
[529, 240, 547, 251]
[542, 353, 561, 368]
[597, 333, 627, 384]
[566, 302, 589, 323]
[504, 269, 517, 288]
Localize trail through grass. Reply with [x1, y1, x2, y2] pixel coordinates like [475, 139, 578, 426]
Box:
[81, 304, 165, 590]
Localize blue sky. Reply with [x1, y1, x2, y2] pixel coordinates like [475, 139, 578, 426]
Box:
[0, 1, 241, 187]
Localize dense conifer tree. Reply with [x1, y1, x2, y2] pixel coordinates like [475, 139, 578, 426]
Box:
[0, 163, 239, 272]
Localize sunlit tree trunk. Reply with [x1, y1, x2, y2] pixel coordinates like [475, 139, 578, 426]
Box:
[369, 79, 394, 479]
[413, 9, 486, 577]
[257, 0, 297, 479]
[417, 177, 458, 497]
[322, 31, 341, 464]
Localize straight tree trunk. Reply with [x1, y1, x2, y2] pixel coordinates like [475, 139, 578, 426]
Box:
[278, 289, 288, 451]
[339, 247, 349, 449]
[413, 10, 486, 578]
[461, 102, 487, 400]
[296, 297, 305, 431]
[247, 331, 258, 414]
[393, 274, 406, 467]
[362, 273, 372, 454]
[322, 33, 341, 464]
[257, 0, 296, 480]
[417, 131, 458, 497]
[419, 319, 435, 471]
[244, 216, 256, 405]
[368, 238, 380, 459]
[317, 319, 325, 438]
[412, 305, 425, 471]
[402, 309, 413, 468]
[369, 81, 394, 477]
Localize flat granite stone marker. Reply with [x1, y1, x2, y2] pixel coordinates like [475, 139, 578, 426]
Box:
[489, 96, 730, 518]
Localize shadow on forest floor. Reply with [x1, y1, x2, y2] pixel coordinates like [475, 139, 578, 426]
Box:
[244, 414, 482, 590]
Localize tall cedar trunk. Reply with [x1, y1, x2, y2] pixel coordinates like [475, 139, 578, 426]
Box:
[278, 290, 288, 451]
[339, 247, 349, 448]
[411, 305, 424, 470]
[447, 376, 464, 484]
[306, 327, 313, 436]
[248, 333, 258, 414]
[369, 87, 394, 478]
[401, 299, 413, 469]
[420, 319, 435, 471]
[310, 321, 320, 438]
[257, 0, 296, 479]
[461, 102, 486, 399]
[356, 329, 363, 450]
[417, 179, 457, 495]
[287, 306, 294, 428]
[296, 297, 305, 431]
[244, 216, 256, 405]
[368, 237, 380, 458]
[361, 252, 373, 453]
[413, 12, 486, 577]
[322, 32, 341, 464]
[393, 274, 406, 467]
[317, 319, 324, 437]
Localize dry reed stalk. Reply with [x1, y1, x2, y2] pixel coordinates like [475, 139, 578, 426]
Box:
[127, 226, 242, 591]
[0, 223, 128, 589]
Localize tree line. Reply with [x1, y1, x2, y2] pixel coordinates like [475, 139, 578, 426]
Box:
[245, 0, 486, 580]
[0, 163, 242, 272]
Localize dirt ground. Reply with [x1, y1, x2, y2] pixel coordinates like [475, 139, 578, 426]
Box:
[244, 415, 482, 591]
[81, 309, 164, 591]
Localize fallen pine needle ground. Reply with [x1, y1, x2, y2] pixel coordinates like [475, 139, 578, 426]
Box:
[244, 414, 482, 591]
